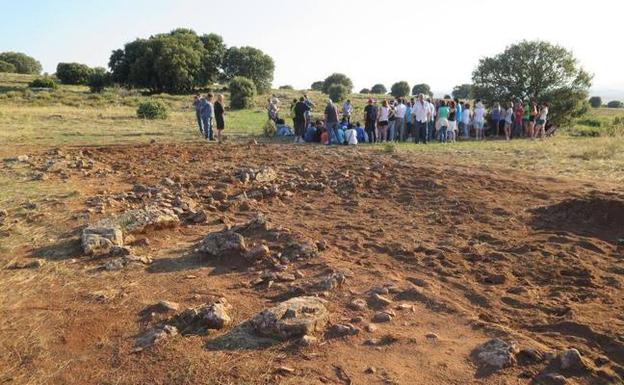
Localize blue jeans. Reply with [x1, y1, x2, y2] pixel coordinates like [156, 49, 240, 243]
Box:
[326, 122, 338, 144]
[201, 116, 212, 139]
[388, 120, 396, 142]
[416, 121, 427, 143]
[196, 112, 203, 135]
[438, 126, 448, 142]
[427, 121, 434, 141]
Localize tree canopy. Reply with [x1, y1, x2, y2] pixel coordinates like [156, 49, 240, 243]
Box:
[472, 40, 592, 125]
[588, 96, 602, 108]
[311, 81, 324, 91]
[452, 84, 472, 99]
[0, 52, 42, 74]
[391, 81, 410, 98]
[371, 84, 387, 94]
[223, 46, 274, 93]
[56, 62, 93, 85]
[322, 73, 353, 94]
[411, 83, 432, 96]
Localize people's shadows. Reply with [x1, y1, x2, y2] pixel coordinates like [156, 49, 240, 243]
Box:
[528, 192, 624, 243]
[30, 228, 83, 262]
[146, 248, 249, 276]
[204, 321, 278, 352]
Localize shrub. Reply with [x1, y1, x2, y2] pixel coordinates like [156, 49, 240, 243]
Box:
[229, 76, 256, 109]
[29, 78, 58, 89]
[588, 96, 602, 108]
[322, 73, 353, 94]
[311, 81, 324, 91]
[444, 94, 452, 99]
[263, 119, 276, 137]
[576, 118, 602, 128]
[0, 52, 42, 74]
[56, 63, 93, 85]
[0, 60, 16, 73]
[390, 81, 410, 98]
[136, 100, 168, 119]
[359, 88, 371, 94]
[88, 68, 111, 93]
[607, 100, 623, 108]
[328, 84, 349, 103]
[279, 85, 294, 90]
[371, 84, 387, 94]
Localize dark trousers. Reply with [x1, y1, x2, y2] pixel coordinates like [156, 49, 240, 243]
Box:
[416, 121, 428, 143]
[365, 121, 376, 143]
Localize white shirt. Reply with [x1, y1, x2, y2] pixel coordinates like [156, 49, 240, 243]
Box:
[539, 107, 549, 120]
[474, 104, 485, 122]
[378, 106, 389, 121]
[394, 103, 407, 119]
[345, 128, 357, 145]
[505, 108, 513, 123]
[412, 101, 429, 122]
[462, 109, 472, 125]
[427, 102, 436, 120]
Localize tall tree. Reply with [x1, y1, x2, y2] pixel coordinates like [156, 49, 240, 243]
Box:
[391, 81, 410, 98]
[371, 84, 387, 94]
[223, 46, 275, 93]
[411, 83, 432, 96]
[451, 84, 472, 99]
[199, 33, 226, 85]
[472, 40, 592, 125]
[0, 52, 42, 74]
[322, 73, 353, 94]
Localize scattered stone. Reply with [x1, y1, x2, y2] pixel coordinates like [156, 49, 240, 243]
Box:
[425, 332, 439, 341]
[299, 335, 318, 346]
[372, 311, 394, 323]
[117, 207, 180, 233]
[396, 303, 414, 311]
[316, 272, 347, 291]
[294, 270, 305, 279]
[186, 209, 207, 224]
[365, 324, 378, 333]
[351, 316, 364, 324]
[245, 244, 270, 261]
[134, 325, 178, 351]
[364, 334, 399, 346]
[348, 298, 367, 311]
[129, 238, 150, 247]
[275, 366, 295, 375]
[251, 296, 329, 340]
[329, 323, 360, 337]
[255, 167, 277, 183]
[154, 301, 180, 313]
[103, 255, 152, 270]
[275, 272, 296, 282]
[595, 355, 610, 367]
[171, 298, 232, 334]
[316, 239, 328, 251]
[535, 373, 568, 385]
[198, 230, 247, 257]
[161, 177, 175, 187]
[5, 259, 45, 270]
[364, 367, 377, 374]
[517, 348, 544, 365]
[472, 339, 518, 370]
[482, 273, 507, 285]
[82, 224, 123, 256]
[370, 293, 393, 307]
[212, 190, 228, 201]
[558, 349, 592, 372]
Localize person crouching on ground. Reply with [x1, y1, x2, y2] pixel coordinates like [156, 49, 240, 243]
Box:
[355, 122, 368, 143]
[200, 93, 214, 141]
[345, 123, 358, 145]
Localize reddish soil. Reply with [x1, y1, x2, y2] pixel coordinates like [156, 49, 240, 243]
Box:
[1, 142, 623, 385]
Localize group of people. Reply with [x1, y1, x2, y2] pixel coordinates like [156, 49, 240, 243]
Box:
[193, 93, 226, 143]
[271, 94, 551, 145]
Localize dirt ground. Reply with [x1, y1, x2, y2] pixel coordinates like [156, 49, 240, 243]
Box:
[1, 141, 623, 385]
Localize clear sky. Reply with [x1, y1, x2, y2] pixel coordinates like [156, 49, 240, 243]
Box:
[2, 0, 622, 97]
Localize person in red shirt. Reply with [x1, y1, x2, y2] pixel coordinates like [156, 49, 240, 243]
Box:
[513, 101, 524, 138]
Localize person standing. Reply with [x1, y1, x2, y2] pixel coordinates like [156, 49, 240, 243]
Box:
[534, 102, 549, 139]
[324, 99, 340, 144]
[214, 94, 226, 143]
[377, 100, 390, 142]
[461, 103, 472, 139]
[504, 102, 513, 140]
[193, 95, 203, 136]
[447, 101, 457, 143]
[363, 98, 377, 143]
[412, 94, 430, 144]
[267, 98, 279, 122]
[436, 100, 450, 143]
[293, 97, 310, 143]
[527, 101, 538, 138]
[200, 93, 214, 141]
[404, 100, 413, 142]
[490, 103, 501, 138]
[304, 95, 315, 128]
[474, 100, 485, 140]
[394, 98, 407, 142]
[513, 101, 524, 138]
[342, 99, 353, 123]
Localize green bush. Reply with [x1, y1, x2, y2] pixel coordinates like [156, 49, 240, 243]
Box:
[359, 88, 371, 94]
[136, 100, 168, 120]
[88, 68, 111, 93]
[0, 60, 16, 73]
[229, 76, 256, 109]
[279, 85, 294, 90]
[29, 78, 58, 89]
[322, 73, 353, 94]
[588, 96, 602, 108]
[576, 118, 602, 127]
[0, 52, 42, 74]
[56, 62, 93, 85]
[371, 84, 387, 94]
[607, 100, 623, 108]
[390, 81, 410, 98]
[328, 84, 349, 103]
[311, 81, 324, 91]
[263, 119, 276, 137]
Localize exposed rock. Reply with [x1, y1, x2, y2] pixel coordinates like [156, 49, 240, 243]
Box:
[369, 293, 393, 307]
[558, 349, 592, 372]
[365, 324, 378, 333]
[299, 335, 318, 346]
[117, 207, 180, 233]
[348, 298, 368, 311]
[245, 244, 270, 261]
[517, 348, 544, 365]
[6, 259, 45, 270]
[254, 167, 277, 183]
[154, 301, 180, 313]
[134, 325, 178, 351]
[372, 311, 394, 323]
[329, 323, 360, 337]
[535, 373, 568, 385]
[316, 272, 347, 291]
[425, 332, 439, 340]
[251, 296, 329, 340]
[212, 190, 228, 201]
[364, 367, 377, 374]
[472, 339, 518, 370]
[103, 255, 153, 270]
[82, 224, 123, 256]
[316, 239, 328, 251]
[198, 230, 247, 257]
[171, 298, 232, 334]
[275, 366, 295, 375]
[186, 209, 207, 224]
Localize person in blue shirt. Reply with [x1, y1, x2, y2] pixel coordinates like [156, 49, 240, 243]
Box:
[335, 125, 346, 145]
[404, 101, 413, 142]
[304, 121, 318, 142]
[193, 95, 203, 136]
[199, 93, 214, 140]
[355, 122, 368, 143]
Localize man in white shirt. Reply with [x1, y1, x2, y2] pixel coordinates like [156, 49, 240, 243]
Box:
[342, 100, 353, 123]
[394, 99, 407, 141]
[345, 124, 358, 145]
[412, 94, 430, 144]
